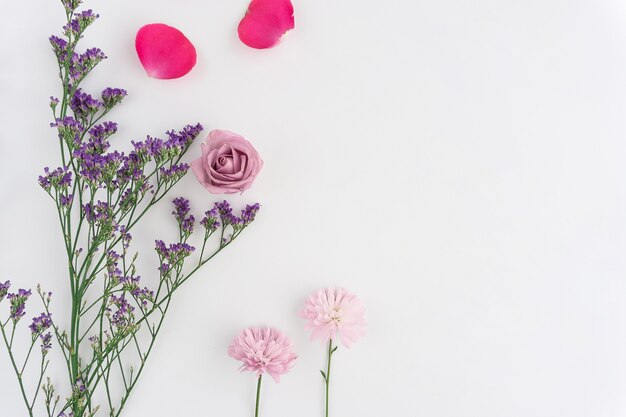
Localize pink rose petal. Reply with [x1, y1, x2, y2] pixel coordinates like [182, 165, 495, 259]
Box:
[135, 23, 197, 79]
[238, 0, 295, 49]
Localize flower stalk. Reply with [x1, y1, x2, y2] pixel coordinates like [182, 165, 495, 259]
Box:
[255, 375, 263, 417]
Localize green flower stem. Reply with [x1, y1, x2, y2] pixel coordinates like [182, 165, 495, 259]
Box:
[325, 339, 335, 417]
[255, 375, 263, 417]
[0, 321, 34, 417]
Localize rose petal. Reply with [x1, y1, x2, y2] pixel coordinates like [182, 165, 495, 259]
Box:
[238, 0, 295, 49]
[135, 23, 197, 79]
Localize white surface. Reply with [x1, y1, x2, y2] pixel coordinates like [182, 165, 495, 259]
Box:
[2, 0, 626, 416]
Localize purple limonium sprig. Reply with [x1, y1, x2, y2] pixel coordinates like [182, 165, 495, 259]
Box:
[172, 197, 195, 237]
[200, 208, 220, 232]
[40, 332, 53, 355]
[63, 9, 99, 38]
[0, 280, 10, 303]
[7, 289, 32, 323]
[101, 87, 127, 109]
[29, 313, 53, 337]
[38, 167, 72, 193]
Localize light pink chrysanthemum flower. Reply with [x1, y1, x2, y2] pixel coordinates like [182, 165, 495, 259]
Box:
[228, 327, 297, 383]
[301, 288, 366, 348]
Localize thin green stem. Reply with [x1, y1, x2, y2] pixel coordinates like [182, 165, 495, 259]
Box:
[325, 339, 334, 417]
[0, 321, 34, 417]
[255, 375, 263, 417]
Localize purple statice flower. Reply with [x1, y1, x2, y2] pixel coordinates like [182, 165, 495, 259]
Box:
[40, 332, 53, 355]
[101, 87, 127, 109]
[88, 121, 117, 144]
[131, 286, 154, 310]
[165, 123, 203, 150]
[106, 250, 122, 284]
[72, 377, 86, 395]
[155, 240, 195, 275]
[49, 96, 59, 110]
[107, 294, 137, 335]
[29, 313, 53, 337]
[240, 203, 261, 226]
[70, 48, 107, 83]
[82, 202, 117, 240]
[172, 197, 190, 219]
[172, 197, 195, 236]
[62, 0, 82, 13]
[119, 274, 140, 291]
[0, 280, 10, 302]
[63, 9, 99, 37]
[49, 35, 68, 62]
[214, 200, 242, 226]
[159, 163, 189, 183]
[51, 116, 83, 146]
[38, 167, 72, 192]
[70, 89, 101, 121]
[88, 335, 100, 353]
[59, 193, 74, 208]
[181, 215, 195, 236]
[200, 208, 220, 232]
[8, 289, 32, 323]
[73, 148, 125, 185]
[116, 156, 144, 185]
[119, 226, 132, 250]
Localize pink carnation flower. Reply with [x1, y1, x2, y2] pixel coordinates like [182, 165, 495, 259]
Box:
[301, 288, 366, 348]
[228, 327, 297, 383]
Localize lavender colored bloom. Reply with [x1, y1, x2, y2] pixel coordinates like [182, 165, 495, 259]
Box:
[50, 96, 60, 110]
[172, 197, 190, 219]
[107, 294, 137, 335]
[214, 200, 241, 226]
[63, 9, 99, 37]
[200, 208, 220, 232]
[89, 121, 118, 143]
[49, 35, 68, 62]
[70, 48, 107, 82]
[155, 240, 195, 274]
[119, 226, 132, 250]
[73, 377, 86, 394]
[131, 286, 154, 309]
[159, 163, 189, 183]
[101, 87, 127, 109]
[240, 203, 261, 225]
[166, 123, 203, 148]
[172, 197, 195, 236]
[0, 280, 10, 302]
[62, 0, 82, 13]
[38, 167, 72, 193]
[40, 332, 53, 354]
[29, 313, 53, 337]
[60, 193, 74, 207]
[70, 89, 101, 120]
[8, 289, 32, 323]
[51, 116, 83, 146]
[73, 148, 125, 185]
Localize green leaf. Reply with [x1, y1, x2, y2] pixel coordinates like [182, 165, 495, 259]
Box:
[320, 370, 327, 381]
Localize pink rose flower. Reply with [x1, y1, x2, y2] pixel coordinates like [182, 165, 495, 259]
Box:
[191, 130, 263, 194]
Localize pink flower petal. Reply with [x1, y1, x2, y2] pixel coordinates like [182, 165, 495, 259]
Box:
[238, 0, 295, 49]
[135, 23, 197, 79]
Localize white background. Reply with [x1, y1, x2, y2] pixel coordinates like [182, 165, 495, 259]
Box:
[2, 0, 626, 416]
